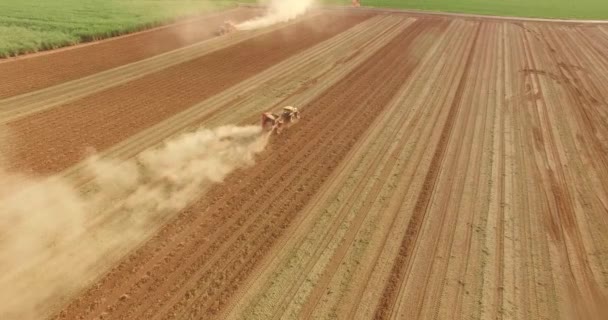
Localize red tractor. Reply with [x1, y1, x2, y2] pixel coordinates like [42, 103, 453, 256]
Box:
[261, 106, 301, 134]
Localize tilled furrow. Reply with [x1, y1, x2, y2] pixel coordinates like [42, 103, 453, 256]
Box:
[52, 11, 392, 320]
[101, 83, 372, 320]
[53, 17, 442, 320]
[163, 20, 443, 320]
[372, 21, 482, 320]
[45, 16, 401, 320]
[269, 20, 450, 320]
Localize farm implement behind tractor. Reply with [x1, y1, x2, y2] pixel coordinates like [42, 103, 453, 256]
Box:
[261, 106, 301, 135]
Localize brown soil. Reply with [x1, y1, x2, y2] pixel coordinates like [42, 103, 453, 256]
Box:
[2, 9, 608, 320]
[7, 12, 373, 175]
[51, 18, 441, 320]
[373, 22, 482, 320]
[0, 8, 260, 99]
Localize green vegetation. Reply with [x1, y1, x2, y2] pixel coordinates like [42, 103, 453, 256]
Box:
[0, 0, 246, 58]
[1, 0, 605, 58]
[327, 0, 608, 20]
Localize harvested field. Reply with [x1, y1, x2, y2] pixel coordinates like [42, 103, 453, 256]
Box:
[1, 6, 608, 320]
[5, 11, 372, 174]
[0, 7, 264, 99]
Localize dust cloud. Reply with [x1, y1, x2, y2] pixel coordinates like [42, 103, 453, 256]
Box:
[0, 125, 269, 320]
[236, 0, 317, 30]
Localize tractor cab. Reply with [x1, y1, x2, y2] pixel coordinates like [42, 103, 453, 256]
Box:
[281, 106, 300, 120]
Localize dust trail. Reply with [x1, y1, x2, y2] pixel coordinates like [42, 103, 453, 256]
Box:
[236, 0, 317, 30]
[0, 125, 269, 320]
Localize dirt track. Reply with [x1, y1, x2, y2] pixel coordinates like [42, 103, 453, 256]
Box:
[1, 7, 608, 320]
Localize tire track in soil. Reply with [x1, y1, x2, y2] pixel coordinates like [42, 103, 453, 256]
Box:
[500, 26, 521, 318]
[53, 18, 437, 320]
[492, 24, 508, 320]
[383, 21, 490, 320]
[508, 24, 544, 319]
[288, 21, 450, 320]
[103, 65, 378, 320]
[348, 20, 478, 320]
[554, 26, 608, 288]
[7, 12, 374, 175]
[403, 22, 494, 320]
[545, 25, 608, 216]
[0, 8, 262, 99]
[372, 22, 482, 320]
[479, 31, 507, 314]
[522, 23, 608, 318]
[521, 27, 576, 319]
[212, 18, 419, 320]
[345, 20, 474, 320]
[162, 18, 442, 320]
[514, 23, 584, 319]
[599, 26, 608, 38]
[231, 20, 468, 320]
[438, 22, 497, 320]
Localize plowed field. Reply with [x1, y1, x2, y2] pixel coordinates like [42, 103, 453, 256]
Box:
[1, 6, 608, 320]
